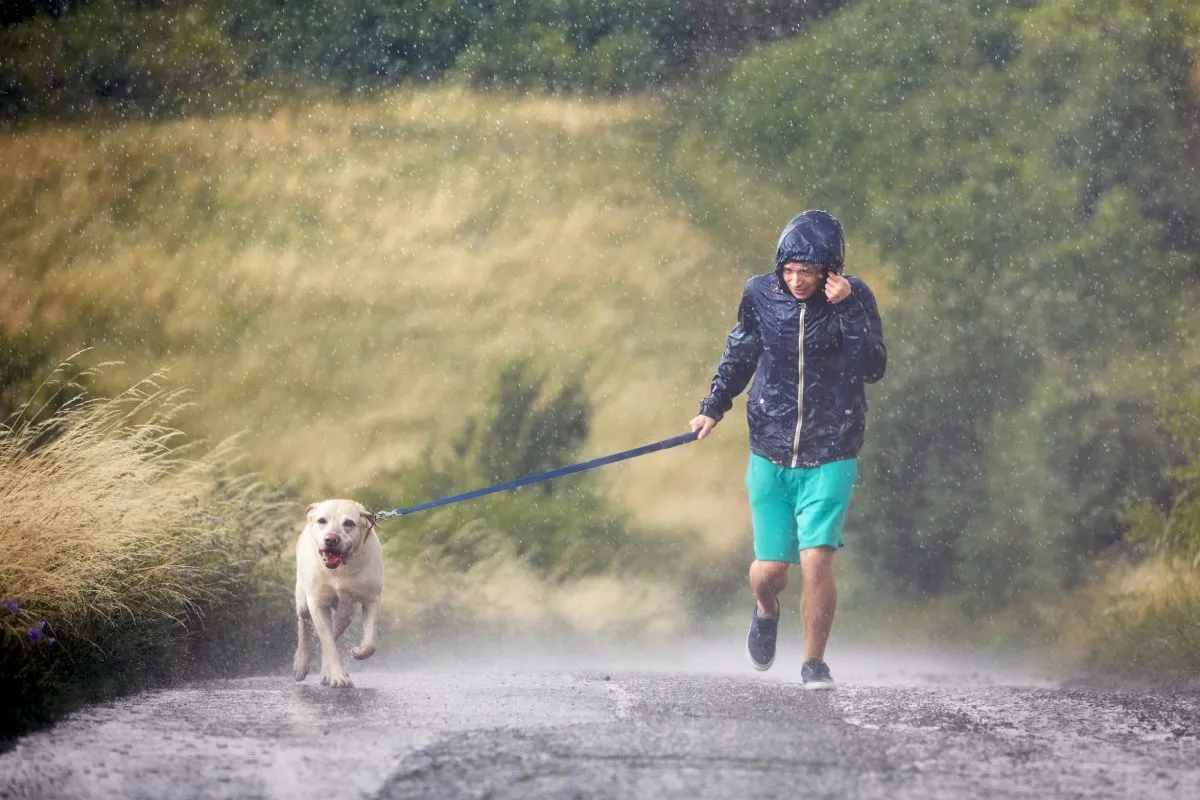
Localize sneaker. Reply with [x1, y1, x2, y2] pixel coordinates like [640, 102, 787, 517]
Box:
[746, 604, 779, 671]
[801, 658, 836, 690]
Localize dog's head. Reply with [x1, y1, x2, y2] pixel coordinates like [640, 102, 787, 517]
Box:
[304, 499, 378, 570]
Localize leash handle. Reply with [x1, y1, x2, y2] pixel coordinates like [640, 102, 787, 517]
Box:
[374, 430, 700, 521]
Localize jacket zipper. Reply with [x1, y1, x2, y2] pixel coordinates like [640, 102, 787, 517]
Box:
[791, 304, 806, 468]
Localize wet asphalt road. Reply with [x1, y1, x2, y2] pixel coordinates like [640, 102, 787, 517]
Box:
[1, 639, 1198, 799]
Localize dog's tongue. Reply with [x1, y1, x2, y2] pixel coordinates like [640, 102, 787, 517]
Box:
[320, 550, 342, 569]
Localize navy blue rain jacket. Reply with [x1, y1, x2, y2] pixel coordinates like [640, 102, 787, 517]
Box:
[699, 211, 887, 468]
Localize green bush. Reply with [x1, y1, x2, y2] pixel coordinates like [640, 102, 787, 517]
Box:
[454, 22, 583, 91]
[360, 360, 673, 580]
[1125, 355, 1200, 560]
[453, 20, 670, 93]
[582, 30, 667, 94]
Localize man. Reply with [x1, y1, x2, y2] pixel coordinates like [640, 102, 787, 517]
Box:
[689, 210, 886, 690]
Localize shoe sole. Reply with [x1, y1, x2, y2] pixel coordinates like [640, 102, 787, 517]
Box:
[802, 680, 836, 691]
[745, 617, 775, 672]
[746, 646, 774, 672]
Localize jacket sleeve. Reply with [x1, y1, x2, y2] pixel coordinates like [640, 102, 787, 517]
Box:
[698, 282, 763, 421]
[837, 277, 887, 384]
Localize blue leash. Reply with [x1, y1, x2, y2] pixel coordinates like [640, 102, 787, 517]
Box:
[374, 430, 700, 521]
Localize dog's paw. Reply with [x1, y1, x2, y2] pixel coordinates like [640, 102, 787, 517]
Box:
[320, 667, 353, 688]
[352, 643, 375, 660]
[293, 650, 310, 682]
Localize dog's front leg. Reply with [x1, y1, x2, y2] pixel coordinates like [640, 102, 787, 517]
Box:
[310, 599, 353, 688]
[293, 573, 312, 681]
[293, 609, 312, 681]
[353, 597, 380, 660]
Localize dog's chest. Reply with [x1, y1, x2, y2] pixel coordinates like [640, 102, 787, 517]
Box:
[312, 559, 382, 599]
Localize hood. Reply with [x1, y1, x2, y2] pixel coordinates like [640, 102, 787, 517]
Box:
[774, 210, 845, 275]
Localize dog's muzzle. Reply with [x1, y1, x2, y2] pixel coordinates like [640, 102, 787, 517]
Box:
[319, 548, 347, 569]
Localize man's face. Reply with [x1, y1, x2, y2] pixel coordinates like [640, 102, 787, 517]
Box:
[781, 262, 825, 300]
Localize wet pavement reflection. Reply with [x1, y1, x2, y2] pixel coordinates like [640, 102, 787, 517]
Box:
[0, 640, 1196, 799]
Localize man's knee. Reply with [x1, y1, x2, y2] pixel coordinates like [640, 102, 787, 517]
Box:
[751, 559, 791, 581]
[799, 547, 836, 582]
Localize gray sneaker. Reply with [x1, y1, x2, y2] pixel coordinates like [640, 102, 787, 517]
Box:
[801, 658, 836, 690]
[746, 605, 779, 671]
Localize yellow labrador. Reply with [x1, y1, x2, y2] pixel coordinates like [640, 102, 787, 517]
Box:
[293, 499, 383, 688]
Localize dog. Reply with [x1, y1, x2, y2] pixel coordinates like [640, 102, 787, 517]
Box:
[293, 499, 383, 688]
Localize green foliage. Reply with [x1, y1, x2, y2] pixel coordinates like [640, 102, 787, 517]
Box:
[2, 0, 849, 117]
[0, 0, 242, 118]
[584, 29, 666, 94]
[695, 0, 1200, 602]
[454, 21, 668, 94]
[467, 361, 589, 484]
[360, 360, 668, 580]
[216, 0, 465, 83]
[454, 21, 586, 92]
[0, 0, 85, 27]
[0, 332, 51, 422]
[1016, 0, 1200, 252]
[1044, 395, 1182, 582]
[219, 0, 687, 93]
[1125, 361, 1200, 561]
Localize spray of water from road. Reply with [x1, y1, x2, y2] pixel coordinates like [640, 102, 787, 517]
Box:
[365, 627, 1057, 691]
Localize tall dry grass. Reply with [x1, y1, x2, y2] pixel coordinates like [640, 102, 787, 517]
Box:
[1054, 557, 1200, 675]
[0, 362, 294, 649]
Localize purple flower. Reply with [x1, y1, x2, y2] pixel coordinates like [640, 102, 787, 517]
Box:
[27, 620, 47, 644]
[3, 599, 18, 615]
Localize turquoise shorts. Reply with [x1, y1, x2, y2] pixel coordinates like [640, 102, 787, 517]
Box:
[745, 454, 858, 562]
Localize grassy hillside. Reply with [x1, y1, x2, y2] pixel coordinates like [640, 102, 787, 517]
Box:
[1, 87, 892, 564]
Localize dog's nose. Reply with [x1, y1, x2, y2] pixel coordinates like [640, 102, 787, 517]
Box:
[324, 534, 339, 547]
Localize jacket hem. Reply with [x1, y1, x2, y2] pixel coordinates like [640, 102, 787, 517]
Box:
[749, 445, 861, 469]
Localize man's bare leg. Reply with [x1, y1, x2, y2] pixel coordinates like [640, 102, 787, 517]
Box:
[799, 546, 837, 660]
[749, 559, 790, 617]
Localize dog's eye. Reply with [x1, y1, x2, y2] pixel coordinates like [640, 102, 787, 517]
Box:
[317, 518, 327, 525]
[342, 518, 357, 529]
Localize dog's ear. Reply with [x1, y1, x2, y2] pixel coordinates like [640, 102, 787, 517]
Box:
[305, 502, 318, 521]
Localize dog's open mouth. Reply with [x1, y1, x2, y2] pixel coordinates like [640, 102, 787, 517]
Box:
[319, 549, 345, 569]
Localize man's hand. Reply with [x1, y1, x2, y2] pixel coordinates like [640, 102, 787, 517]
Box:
[689, 414, 717, 441]
[825, 272, 852, 304]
